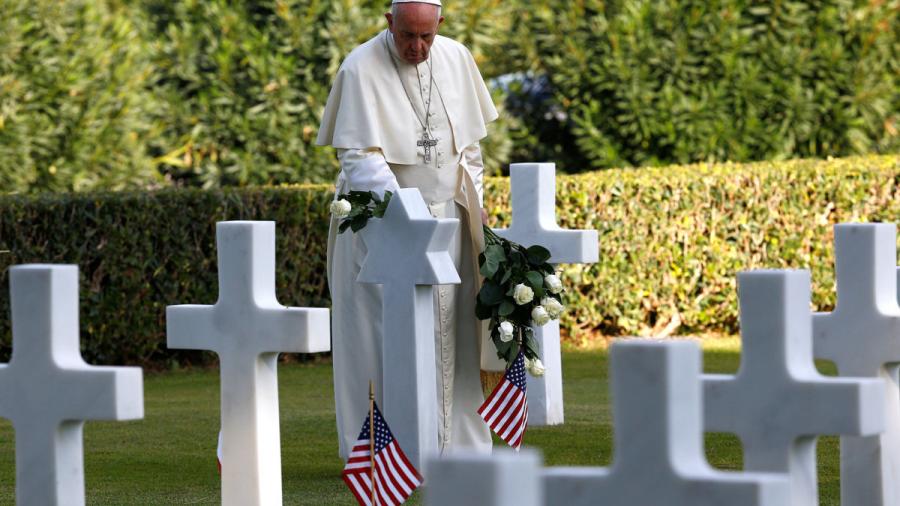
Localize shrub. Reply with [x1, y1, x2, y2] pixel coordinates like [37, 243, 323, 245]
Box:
[523, 0, 900, 170]
[2, 155, 899, 365]
[488, 154, 900, 342]
[0, 0, 164, 193]
[0, 186, 333, 366]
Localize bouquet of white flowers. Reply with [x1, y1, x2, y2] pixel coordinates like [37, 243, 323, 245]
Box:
[476, 226, 564, 376]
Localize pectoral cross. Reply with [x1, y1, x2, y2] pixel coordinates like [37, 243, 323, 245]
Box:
[418, 132, 439, 163]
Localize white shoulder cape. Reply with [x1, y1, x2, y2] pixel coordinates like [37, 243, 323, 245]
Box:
[316, 30, 498, 165]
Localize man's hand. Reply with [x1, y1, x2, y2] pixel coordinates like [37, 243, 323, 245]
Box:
[481, 208, 489, 226]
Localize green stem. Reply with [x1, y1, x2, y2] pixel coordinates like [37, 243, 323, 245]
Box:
[482, 224, 502, 246]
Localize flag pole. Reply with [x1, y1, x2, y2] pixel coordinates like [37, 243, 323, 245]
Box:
[369, 380, 376, 505]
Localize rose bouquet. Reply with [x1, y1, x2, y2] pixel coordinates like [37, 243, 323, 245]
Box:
[476, 226, 564, 376]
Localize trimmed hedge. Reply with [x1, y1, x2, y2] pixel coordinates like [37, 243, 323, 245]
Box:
[0, 186, 333, 366]
[1, 154, 899, 366]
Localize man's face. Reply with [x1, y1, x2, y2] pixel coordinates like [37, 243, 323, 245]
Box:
[386, 4, 445, 65]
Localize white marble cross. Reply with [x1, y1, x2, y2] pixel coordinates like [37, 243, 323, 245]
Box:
[0, 265, 144, 506]
[357, 188, 460, 470]
[492, 162, 599, 426]
[812, 223, 900, 506]
[167, 221, 330, 506]
[426, 449, 543, 506]
[704, 270, 884, 506]
[543, 340, 791, 506]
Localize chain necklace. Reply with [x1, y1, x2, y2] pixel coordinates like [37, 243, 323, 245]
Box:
[384, 32, 439, 164]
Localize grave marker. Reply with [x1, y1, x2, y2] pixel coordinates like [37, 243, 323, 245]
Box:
[543, 340, 790, 506]
[705, 270, 884, 506]
[357, 188, 461, 470]
[812, 223, 900, 506]
[492, 162, 599, 426]
[0, 265, 143, 506]
[426, 449, 543, 506]
[167, 221, 329, 506]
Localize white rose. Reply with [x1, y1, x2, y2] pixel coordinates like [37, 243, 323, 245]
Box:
[531, 305, 551, 326]
[542, 297, 565, 319]
[498, 321, 515, 342]
[330, 199, 352, 218]
[527, 358, 546, 377]
[513, 283, 534, 305]
[544, 274, 563, 294]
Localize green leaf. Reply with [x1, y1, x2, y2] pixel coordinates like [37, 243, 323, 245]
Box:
[525, 270, 545, 298]
[372, 199, 389, 218]
[485, 244, 506, 264]
[526, 245, 552, 265]
[481, 245, 506, 278]
[475, 300, 493, 320]
[480, 254, 500, 278]
[498, 300, 515, 316]
[349, 216, 368, 232]
[524, 332, 540, 359]
[478, 281, 505, 305]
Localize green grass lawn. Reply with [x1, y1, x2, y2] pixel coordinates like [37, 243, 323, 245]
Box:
[0, 339, 842, 504]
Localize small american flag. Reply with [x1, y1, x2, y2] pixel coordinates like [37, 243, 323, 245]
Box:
[478, 350, 528, 449]
[342, 402, 423, 505]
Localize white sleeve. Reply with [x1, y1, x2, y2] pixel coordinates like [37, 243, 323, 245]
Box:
[337, 148, 401, 197]
[463, 142, 485, 204]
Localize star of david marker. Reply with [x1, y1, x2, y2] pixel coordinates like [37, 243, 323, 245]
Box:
[493, 162, 599, 426]
[543, 340, 791, 506]
[358, 188, 460, 469]
[0, 265, 144, 506]
[704, 270, 884, 506]
[167, 222, 330, 506]
[813, 223, 900, 506]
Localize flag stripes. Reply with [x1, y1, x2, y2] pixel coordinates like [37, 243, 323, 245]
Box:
[478, 350, 529, 449]
[342, 403, 422, 505]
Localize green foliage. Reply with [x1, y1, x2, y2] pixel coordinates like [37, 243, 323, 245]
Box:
[3, 0, 896, 190]
[0, 0, 164, 193]
[2, 155, 899, 365]
[524, 0, 900, 170]
[143, 0, 342, 187]
[0, 0, 518, 193]
[485, 154, 900, 342]
[0, 185, 333, 366]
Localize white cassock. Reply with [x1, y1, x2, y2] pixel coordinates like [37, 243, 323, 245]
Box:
[318, 29, 505, 459]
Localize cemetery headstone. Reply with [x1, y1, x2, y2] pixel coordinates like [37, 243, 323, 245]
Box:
[357, 188, 461, 470]
[492, 162, 599, 426]
[167, 221, 330, 506]
[426, 449, 543, 506]
[812, 223, 900, 506]
[704, 269, 884, 506]
[0, 265, 144, 506]
[543, 340, 791, 506]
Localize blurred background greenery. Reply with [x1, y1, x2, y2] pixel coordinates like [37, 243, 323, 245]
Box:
[1, 0, 898, 194]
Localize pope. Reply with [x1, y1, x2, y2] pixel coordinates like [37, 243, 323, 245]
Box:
[318, 0, 499, 459]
